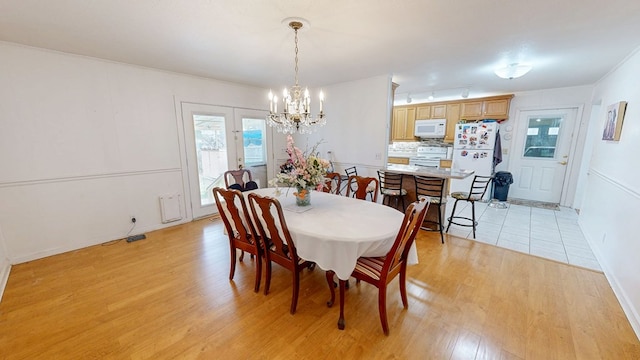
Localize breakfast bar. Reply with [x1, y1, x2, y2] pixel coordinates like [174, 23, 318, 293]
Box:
[381, 164, 475, 232]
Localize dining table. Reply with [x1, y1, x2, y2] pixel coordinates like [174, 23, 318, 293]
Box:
[247, 187, 417, 330]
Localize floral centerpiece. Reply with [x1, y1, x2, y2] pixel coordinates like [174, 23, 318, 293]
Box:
[269, 135, 331, 206]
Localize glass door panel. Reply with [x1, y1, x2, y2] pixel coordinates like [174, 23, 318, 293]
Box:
[193, 114, 228, 206]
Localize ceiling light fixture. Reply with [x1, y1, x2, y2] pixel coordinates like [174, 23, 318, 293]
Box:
[461, 88, 469, 98]
[428, 92, 434, 101]
[267, 20, 325, 134]
[494, 63, 533, 79]
[407, 93, 412, 103]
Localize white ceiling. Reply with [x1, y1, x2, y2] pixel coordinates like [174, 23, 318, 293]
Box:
[2, 0, 640, 104]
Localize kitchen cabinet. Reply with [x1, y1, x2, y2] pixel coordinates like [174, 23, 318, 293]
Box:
[460, 101, 484, 118]
[460, 95, 513, 120]
[388, 157, 410, 165]
[416, 105, 431, 119]
[483, 98, 510, 118]
[431, 104, 447, 118]
[444, 103, 460, 143]
[416, 104, 446, 119]
[393, 94, 513, 142]
[392, 106, 417, 141]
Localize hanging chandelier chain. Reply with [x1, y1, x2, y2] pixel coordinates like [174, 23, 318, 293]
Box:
[294, 27, 299, 87]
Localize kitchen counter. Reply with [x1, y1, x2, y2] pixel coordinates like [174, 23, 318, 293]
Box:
[383, 164, 474, 179]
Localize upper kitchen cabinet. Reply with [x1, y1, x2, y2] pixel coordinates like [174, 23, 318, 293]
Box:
[460, 95, 514, 120]
[444, 103, 460, 142]
[416, 104, 447, 119]
[431, 104, 447, 118]
[416, 105, 431, 119]
[392, 106, 417, 141]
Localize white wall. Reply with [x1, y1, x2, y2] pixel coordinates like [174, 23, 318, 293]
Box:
[297, 75, 392, 178]
[0, 42, 267, 264]
[578, 48, 640, 337]
[499, 85, 594, 207]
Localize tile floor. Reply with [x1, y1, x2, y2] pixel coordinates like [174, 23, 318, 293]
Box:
[443, 198, 602, 272]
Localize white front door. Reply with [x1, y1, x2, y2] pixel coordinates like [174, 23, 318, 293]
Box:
[508, 108, 578, 203]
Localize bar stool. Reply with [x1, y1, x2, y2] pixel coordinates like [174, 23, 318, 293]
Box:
[377, 171, 408, 211]
[445, 175, 493, 239]
[414, 175, 447, 243]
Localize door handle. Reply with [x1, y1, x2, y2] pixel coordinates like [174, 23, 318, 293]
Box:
[559, 161, 567, 165]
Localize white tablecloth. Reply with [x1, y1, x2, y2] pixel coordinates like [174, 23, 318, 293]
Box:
[248, 188, 418, 280]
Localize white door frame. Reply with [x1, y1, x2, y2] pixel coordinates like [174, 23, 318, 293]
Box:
[175, 99, 273, 220]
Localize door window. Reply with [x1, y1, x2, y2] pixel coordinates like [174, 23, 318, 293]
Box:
[242, 118, 267, 166]
[523, 116, 562, 158]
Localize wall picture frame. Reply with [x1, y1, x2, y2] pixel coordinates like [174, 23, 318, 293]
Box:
[602, 101, 627, 141]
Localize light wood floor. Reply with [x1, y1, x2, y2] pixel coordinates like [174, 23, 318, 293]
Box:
[1, 217, 639, 359]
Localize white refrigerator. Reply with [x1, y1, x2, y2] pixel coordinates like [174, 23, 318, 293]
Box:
[450, 122, 498, 199]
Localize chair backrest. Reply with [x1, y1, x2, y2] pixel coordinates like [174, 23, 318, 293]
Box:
[346, 175, 379, 202]
[466, 175, 493, 201]
[224, 169, 258, 191]
[377, 171, 403, 193]
[414, 175, 445, 204]
[247, 193, 299, 266]
[382, 197, 429, 277]
[212, 187, 258, 248]
[344, 166, 358, 177]
[323, 172, 342, 194]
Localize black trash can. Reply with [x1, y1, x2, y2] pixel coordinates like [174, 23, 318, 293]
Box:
[493, 171, 513, 201]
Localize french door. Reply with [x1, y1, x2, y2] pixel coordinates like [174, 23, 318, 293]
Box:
[181, 102, 270, 219]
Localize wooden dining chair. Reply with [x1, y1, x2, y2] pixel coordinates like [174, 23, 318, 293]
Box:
[414, 175, 447, 243]
[346, 175, 379, 202]
[247, 192, 314, 314]
[224, 169, 258, 192]
[323, 172, 342, 195]
[348, 197, 429, 335]
[446, 175, 493, 239]
[212, 187, 262, 292]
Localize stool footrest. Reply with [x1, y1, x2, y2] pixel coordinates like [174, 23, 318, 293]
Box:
[446, 216, 478, 228]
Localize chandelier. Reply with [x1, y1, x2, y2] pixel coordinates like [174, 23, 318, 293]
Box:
[267, 20, 325, 134]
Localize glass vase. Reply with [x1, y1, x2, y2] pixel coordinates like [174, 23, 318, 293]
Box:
[295, 186, 312, 206]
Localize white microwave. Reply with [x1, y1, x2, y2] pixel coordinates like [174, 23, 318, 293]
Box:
[414, 119, 446, 138]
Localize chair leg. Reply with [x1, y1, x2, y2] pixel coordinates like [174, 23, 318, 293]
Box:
[401, 196, 405, 212]
[446, 199, 460, 233]
[437, 204, 444, 244]
[264, 261, 272, 295]
[471, 201, 477, 239]
[229, 246, 237, 280]
[399, 266, 408, 308]
[253, 253, 262, 293]
[290, 268, 300, 314]
[378, 284, 389, 336]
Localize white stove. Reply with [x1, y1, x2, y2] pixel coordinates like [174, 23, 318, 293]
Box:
[409, 146, 448, 168]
